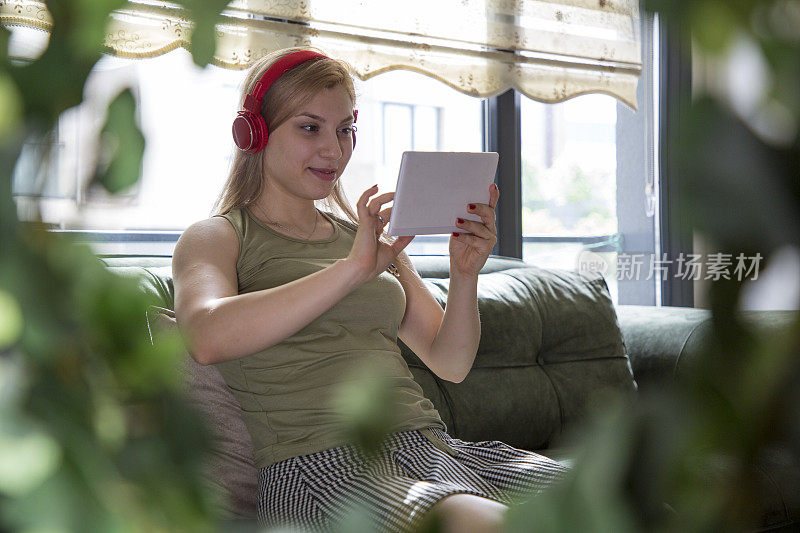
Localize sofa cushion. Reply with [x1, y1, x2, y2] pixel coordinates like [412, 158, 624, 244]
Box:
[401, 266, 636, 451]
[145, 307, 258, 520]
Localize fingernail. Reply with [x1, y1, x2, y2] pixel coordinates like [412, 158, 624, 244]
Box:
[468, 204, 476, 210]
[456, 218, 464, 224]
[493, 184, 499, 191]
[452, 232, 459, 237]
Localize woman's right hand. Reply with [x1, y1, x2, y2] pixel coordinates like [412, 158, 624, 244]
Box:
[346, 184, 414, 283]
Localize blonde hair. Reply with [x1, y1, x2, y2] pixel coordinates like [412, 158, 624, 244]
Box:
[212, 47, 358, 223]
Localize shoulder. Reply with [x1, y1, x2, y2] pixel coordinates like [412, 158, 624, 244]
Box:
[179, 215, 238, 245]
[174, 215, 239, 268]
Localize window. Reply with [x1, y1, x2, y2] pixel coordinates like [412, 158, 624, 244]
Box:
[13, 50, 242, 238]
[517, 15, 659, 305]
[520, 94, 621, 298]
[9, 7, 652, 302]
[12, 51, 484, 256]
[382, 103, 441, 165]
[7, 0, 648, 289]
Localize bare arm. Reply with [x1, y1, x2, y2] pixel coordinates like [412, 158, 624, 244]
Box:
[174, 187, 412, 366]
[173, 217, 365, 365]
[395, 254, 479, 383]
[397, 184, 500, 383]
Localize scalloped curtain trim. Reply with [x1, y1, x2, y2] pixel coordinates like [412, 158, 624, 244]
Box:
[2, 0, 642, 108]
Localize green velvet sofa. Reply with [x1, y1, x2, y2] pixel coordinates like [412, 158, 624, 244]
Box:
[103, 254, 799, 531]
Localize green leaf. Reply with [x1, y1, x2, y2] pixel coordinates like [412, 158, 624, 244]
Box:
[690, 1, 739, 54]
[0, 73, 23, 141]
[8, 0, 124, 128]
[180, 0, 229, 68]
[333, 502, 379, 533]
[0, 22, 8, 59]
[93, 88, 145, 194]
[0, 288, 23, 349]
[70, 0, 128, 57]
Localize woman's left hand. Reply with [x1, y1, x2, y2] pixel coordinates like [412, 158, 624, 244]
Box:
[449, 183, 500, 278]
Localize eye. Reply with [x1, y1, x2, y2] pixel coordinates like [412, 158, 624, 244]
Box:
[338, 125, 355, 135]
[301, 124, 319, 133]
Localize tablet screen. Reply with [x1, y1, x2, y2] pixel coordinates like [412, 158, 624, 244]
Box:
[386, 151, 499, 236]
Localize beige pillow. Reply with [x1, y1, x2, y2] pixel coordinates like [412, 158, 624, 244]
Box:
[146, 306, 258, 519]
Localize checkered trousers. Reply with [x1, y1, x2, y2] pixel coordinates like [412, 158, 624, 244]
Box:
[257, 426, 568, 532]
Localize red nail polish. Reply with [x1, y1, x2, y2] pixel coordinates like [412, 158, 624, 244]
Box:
[468, 204, 476, 210]
[457, 218, 464, 224]
[452, 232, 459, 237]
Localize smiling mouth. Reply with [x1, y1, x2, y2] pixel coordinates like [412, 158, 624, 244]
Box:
[309, 168, 338, 181]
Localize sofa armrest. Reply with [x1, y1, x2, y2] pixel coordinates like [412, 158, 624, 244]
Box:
[615, 305, 713, 389]
[616, 305, 799, 390]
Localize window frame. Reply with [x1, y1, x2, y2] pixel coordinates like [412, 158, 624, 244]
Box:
[657, 16, 694, 307]
[485, 90, 628, 261]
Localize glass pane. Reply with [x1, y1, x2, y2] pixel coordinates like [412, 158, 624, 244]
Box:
[413, 106, 439, 151]
[18, 51, 483, 252]
[521, 93, 620, 299]
[14, 49, 244, 230]
[521, 94, 618, 241]
[382, 103, 413, 173]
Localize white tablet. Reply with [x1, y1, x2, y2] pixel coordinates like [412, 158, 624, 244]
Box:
[386, 151, 499, 236]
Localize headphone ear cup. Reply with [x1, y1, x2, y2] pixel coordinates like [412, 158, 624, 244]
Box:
[232, 111, 269, 154]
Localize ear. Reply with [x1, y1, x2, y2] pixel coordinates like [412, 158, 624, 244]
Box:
[352, 109, 358, 149]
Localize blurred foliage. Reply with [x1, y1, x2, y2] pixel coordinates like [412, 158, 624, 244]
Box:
[0, 1, 228, 531]
[2, 1, 799, 532]
[333, 365, 402, 460]
[506, 1, 800, 532]
[180, 0, 232, 68]
[92, 88, 145, 194]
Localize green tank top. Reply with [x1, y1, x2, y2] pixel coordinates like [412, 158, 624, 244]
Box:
[213, 207, 445, 468]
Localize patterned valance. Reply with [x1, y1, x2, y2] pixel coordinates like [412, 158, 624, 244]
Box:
[2, 0, 642, 108]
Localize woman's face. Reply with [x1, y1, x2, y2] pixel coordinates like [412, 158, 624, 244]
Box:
[261, 84, 355, 202]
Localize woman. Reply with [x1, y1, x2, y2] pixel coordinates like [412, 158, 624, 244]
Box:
[173, 47, 567, 533]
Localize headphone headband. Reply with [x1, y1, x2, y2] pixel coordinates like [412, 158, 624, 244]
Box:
[244, 50, 327, 113]
[232, 50, 357, 154]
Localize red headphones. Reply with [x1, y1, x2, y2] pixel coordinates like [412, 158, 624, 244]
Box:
[232, 50, 358, 154]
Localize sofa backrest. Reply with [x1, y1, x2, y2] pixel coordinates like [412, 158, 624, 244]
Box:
[104, 254, 636, 447]
[401, 260, 636, 451]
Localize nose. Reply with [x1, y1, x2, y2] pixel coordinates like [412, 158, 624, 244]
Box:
[319, 127, 343, 160]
